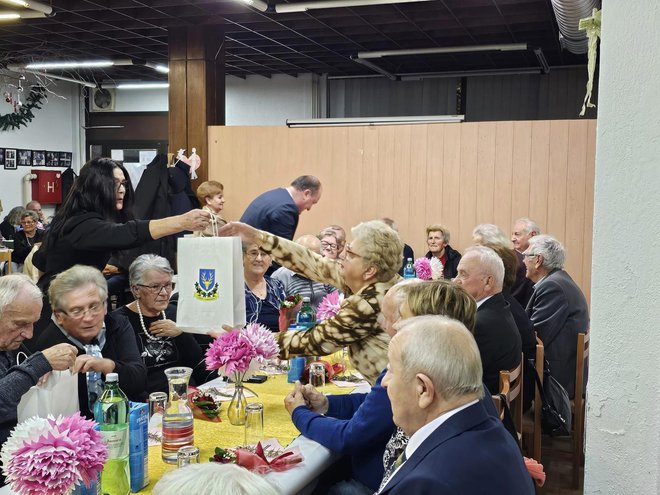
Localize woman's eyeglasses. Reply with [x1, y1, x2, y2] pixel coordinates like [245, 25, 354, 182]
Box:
[136, 283, 174, 294]
[321, 242, 338, 252]
[115, 180, 128, 192]
[245, 250, 270, 261]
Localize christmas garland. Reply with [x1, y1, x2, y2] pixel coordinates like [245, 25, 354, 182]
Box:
[0, 86, 47, 131]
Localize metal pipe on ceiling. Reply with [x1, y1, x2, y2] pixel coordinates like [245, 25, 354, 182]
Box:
[275, 0, 434, 13]
[550, 0, 600, 54]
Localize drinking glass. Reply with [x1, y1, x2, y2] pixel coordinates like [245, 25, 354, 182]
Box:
[309, 362, 326, 389]
[244, 402, 264, 446]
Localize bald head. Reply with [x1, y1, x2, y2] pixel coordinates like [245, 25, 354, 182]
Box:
[295, 234, 321, 254]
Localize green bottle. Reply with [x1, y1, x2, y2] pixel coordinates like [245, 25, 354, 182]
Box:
[94, 372, 130, 495]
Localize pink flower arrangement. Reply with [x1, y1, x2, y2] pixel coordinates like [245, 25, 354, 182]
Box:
[206, 323, 279, 380]
[316, 291, 344, 321]
[413, 257, 432, 280]
[1, 413, 108, 495]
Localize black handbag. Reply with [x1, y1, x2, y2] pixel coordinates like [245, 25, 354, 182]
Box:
[530, 359, 572, 436]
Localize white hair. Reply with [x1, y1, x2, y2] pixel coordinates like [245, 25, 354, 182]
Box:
[152, 463, 281, 495]
[48, 265, 108, 312]
[129, 254, 174, 286]
[463, 245, 504, 290]
[515, 217, 541, 235]
[395, 315, 483, 402]
[527, 235, 566, 270]
[472, 223, 508, 247]
[0, 274, 42, 318]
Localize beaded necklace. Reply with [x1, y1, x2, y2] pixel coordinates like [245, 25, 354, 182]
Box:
[135, 299, 168, 342]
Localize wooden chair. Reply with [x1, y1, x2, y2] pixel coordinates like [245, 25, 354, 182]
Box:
[571, 330, 590, 488]
[497, 355, 524, 448]
[522, 337, 544, 462]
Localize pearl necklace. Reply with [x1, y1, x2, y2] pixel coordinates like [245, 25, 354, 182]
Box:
[135, 299, 168, 342]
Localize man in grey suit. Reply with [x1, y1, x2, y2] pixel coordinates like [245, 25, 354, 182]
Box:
[523, 235, 589, 398]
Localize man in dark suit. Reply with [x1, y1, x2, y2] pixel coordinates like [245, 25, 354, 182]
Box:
[379, 316, 534, 495]
[511, 217, 541, 307]
[523, 235, 590, 398]
[453, 246, 522, 394]
[240, 175, 322, 241]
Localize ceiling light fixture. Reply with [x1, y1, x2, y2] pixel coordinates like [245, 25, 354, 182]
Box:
[0, 0, 51, 14]
[0, 12, 19, 19]
[116, 82, 169, 89]
[286, 115, 464, 127]
[357, 43, 529, 59]
[236, 0, 270, 12]
[144, 62, 169, 74]
[275, 0, 433, 13]
[24, 60, 114, 69]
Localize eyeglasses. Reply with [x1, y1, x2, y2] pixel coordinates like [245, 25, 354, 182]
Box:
[344, 244, 363, 261]
[321, 241, 338, 251]
[20, 220, 36, 226]
[245, 250, 270, 261]
[60, 301, 105, 319]
[522, 253, 539, 258]
[136, 282, 174, 294]
[115, 180, 128, 192]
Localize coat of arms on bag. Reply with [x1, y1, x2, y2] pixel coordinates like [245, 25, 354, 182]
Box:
[194, 268, 219, 301]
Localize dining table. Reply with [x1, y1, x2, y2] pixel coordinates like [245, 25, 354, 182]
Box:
[142, 373, 367, 494]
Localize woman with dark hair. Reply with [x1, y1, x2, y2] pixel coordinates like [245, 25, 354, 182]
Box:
[33, 157, 210, 292]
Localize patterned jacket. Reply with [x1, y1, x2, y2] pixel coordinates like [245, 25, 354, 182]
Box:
[261, 231, 397, 385]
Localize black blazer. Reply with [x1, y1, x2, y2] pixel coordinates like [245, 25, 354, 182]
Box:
[32, 313, 147, 419]
[475, 293, 522, 394]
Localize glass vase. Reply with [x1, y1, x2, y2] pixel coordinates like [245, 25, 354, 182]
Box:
[162, 367, 194, 464]
[228, 382, 247, 426]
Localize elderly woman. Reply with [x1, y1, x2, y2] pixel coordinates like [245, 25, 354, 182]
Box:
[194, 180, 227, 237]
[0, 206, 25, 241]
[243, 242, 286, 332]
[221, 220, 403, 384]
[12, 210, 45, 269]
[424, 223, 461, 279]
[32, 265, 147, 418]
[112, 254, 208, 395]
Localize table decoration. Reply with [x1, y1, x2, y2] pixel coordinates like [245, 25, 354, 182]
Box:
[278, 294, 303, 331]
[0, 413, 107, 495]
[210, 439, 303, 474]
[205, 322, 279, 425]
[413, 257, 444, 280]
[188, 387, 222, 422]
[316, 290, 343, 321]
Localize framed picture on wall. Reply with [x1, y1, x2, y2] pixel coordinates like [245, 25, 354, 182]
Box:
[4, 149, 17, 170]
[59, 152, 72, 168]
[0, 148, 4, 167]
[46, 151, 60, 167]
[17, 149, 32, 167]
[32, 150, 46, 167]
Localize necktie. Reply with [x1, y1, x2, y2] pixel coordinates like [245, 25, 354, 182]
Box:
[84, 340, 103, 412]
[378, 428, 409, 492]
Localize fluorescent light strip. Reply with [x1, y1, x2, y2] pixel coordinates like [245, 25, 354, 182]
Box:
[0, 12, 19, 19]
[286, 115, 464, 127]
[276, 0, 433, 13]
[26, 60, 114, 69]
[116, 82, 169, 89]
[358, 43, 528, 59]
[0, 0, 52, 14]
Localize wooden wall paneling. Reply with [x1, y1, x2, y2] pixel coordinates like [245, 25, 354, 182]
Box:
[186, 60, 209, 182]
[359, 127, 380, 222]
[376, 126, 398, 218]
[168, 60, 188, 153]
[406, 125, 429, 254]
[458, 123, 478, 250]
[389, 125, 412, 221]
[492, 121, 514, 231]
[476, 121, 497, 224]
[528, 121, 550, 232]
[510, 121, 533, 222]
[424, 124, 446, 248]
[344, 127, 365, 226]
[546, 120, 570, 242]
[441, 124, 461, 253]
[564, 120, 589, 288]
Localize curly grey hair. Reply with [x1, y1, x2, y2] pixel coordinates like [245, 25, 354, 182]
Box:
[49, 265, 108, 312]
[351, 220, 403, 282]
[526, 235, 566, 270]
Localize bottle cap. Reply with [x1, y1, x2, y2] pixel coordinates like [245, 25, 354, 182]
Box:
[302, 296, 311, 302]
[106, 372, 119, 382]
[407, 258, 413, 261]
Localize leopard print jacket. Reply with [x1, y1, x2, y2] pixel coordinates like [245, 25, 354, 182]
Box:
[261, 230, 398, 385]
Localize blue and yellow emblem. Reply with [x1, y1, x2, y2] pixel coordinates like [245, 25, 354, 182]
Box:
[194, 268, 219, 301]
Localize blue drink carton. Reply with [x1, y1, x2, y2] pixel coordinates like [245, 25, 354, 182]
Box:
[129, 402, 149, 493]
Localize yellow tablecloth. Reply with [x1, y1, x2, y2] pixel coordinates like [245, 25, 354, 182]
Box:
[139, 374, 355, 494]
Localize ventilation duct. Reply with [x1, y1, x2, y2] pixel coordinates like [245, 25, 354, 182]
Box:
[550, 0, 600, 54]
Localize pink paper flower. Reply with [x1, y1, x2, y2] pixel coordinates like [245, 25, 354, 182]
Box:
[206, 330, 258, 375]
[243, 323, 279, 362]
[316, 291, 344, 321]
[414, 257, 432, 280]
[1, 413, 107, 495]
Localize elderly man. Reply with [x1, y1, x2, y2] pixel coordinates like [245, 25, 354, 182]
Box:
[511, 217, 541, 253]
[240, 175, 322, 241]
[0, 275, 78, 449]
[453, 245, 522, 394]
[523, 235, 589, 398]
[379, 316, 533, 494]
[32, 265, 147, 418]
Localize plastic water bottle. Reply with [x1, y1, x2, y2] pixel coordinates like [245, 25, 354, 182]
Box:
[94, 372, 130, 495]
[403, 258, 416, 279]
[296, 297, 316, 328]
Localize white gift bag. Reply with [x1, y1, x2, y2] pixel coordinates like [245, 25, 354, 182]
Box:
[176, 236, 246, 333]
[17, 370, 79, 421]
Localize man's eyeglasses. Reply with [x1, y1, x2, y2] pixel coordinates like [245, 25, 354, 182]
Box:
[522, 253, 539, 258]
[60, 301, 105, 319]
[245, 250, 270, 261]
[136, 283, 174, 294]
[321, 241, 338, 251]
[115, 180, 128, 192]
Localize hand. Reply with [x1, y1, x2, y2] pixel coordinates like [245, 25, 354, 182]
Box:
[217, 222, 263, 245]
[284, 381, 308, 416]
[73, 355, 115, 375]
[208, 324, 234, 339]
[103, 264, 119, 275]
[301, 383, 329, 414]
[41, 343, 78, 371]
[37, 371, 51, 386]
[181, 209, 211, 232]
[149, 319, 182, 338]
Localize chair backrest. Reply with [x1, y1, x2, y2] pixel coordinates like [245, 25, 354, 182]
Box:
[499, 355, 524, 446]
